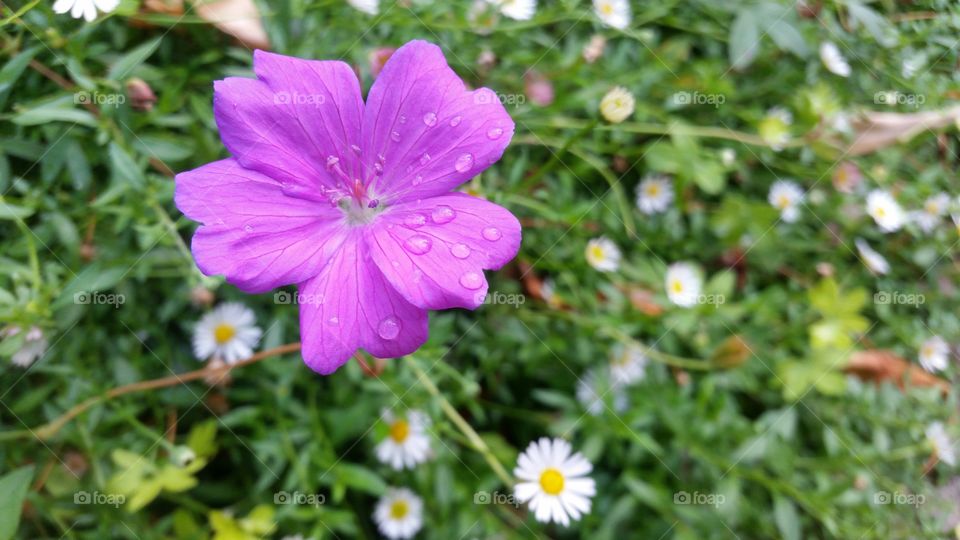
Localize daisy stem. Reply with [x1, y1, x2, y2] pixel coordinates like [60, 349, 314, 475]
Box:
[407, 356, 515, 487]
[516, 118, 600, 192]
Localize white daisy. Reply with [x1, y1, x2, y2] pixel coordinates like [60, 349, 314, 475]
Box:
[919, 336, 950, 373]
[819, 42, 851, 77]
[514, 438, 596, 526]
[2, 326, 48, 368]
[485, 0, 536, 20]
[585, 237, 621, 272]
[599, 86, 635, 124]
[866, 189, 907, 233]
[854, 238, 889, 275]
[192, 302, 262, 364]
[768, 180, 805, 223]
[375, 409, 431, 470]
[609, 343, 648, 385]
[665, 262, 702, 308]
[926, 422, 956, 466]
[593, 0, 630, 30]
[636, 174, 674, 215]
[911, 192, 949, 234]
[575, 368, 627, 415]
[53, 0, 119, 22]
[373, 488, 423, 539]
[347, 0, 379, 15]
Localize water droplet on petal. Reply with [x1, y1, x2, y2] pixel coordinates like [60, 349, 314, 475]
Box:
[374, 162, 384, 175]
[487, 127, 504, 140]
[391, 260, 399, 267]
[419, 153, 431, 165]
[351, 144, 361, 154]
[431, 205, 456, 224]
[482, 227, 502, 241]
[404, 235, 432, 255]
[454, 153, 474, 173]
[404, 213, 427, 228]
[450, 115, 462, 127]
[327, 316, 339, 325]
[459, 271, 483, 290]
[398, 115, 407, 124]
[412, 175, 424, 186]
[451, 243, 471, 259]
[390, 131, 401, 142]
[243, 225, 253, 232]
[423, 112, 437, 127]
[326, 155, 340, 169]
[377, 316, 401, 340]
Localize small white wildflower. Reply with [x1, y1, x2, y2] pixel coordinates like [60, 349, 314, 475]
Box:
[585, 237, 621, 272]
[599, 86, 635, 123]
[665, 262, 702, 308]
[576, 368, 627, 415]
[919, 336, 950, 373]
[192, 302, 262, 364]
[374, 409, 432, 470]
[485, 0, 536, 20]
[347, 0, 379, 15]
[2, 326, 49, 368]
[593, 0, 630, 30]
[854, 238, 889, 275]
[866, 190, 906, 233]
[635, 174, 674, 215]
[514, 438, 596, 526]
[768, 180, 805, 223]
[373, 488, 423, 539]
[927, 422, 956, 467]
[53, 0, 119, 22]
[609, 343, 648, 385]
[911, 192, 949, 234]
[819, 42, 851, 77]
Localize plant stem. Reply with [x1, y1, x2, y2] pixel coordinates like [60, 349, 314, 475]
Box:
[0, 343, 301, 442]
[407, 356, 514, 487]
[516, 118, 599, 192]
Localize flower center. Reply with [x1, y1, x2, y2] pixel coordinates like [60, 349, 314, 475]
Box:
[389, 420, 410, 443]
[539, 468, 565, 495]
[671, 280, 684, 294]
[922, 346, 933, 358]
[213, 323, 235, 344]
[646, 184, 660, 197]
[875, 206, 886, 218]
[925, 201, 940, 214]
[389, 500, 409, 519]
[589, 245, 605, 260]
[776, 195, 791, 209]
[601, 3, 613, 15]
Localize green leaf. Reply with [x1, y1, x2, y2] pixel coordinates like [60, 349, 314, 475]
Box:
[0, 201, 34, 220]
[109, 143, 145, 189]
[729, 10, 759, 69]
[331, 463, 387, 496]
[767, 19, 809, 57]
[11, 107, 98, 128]
[773, 495, 801, 540]
[0, 466, 35, 540]
[108, 37, 164, 80]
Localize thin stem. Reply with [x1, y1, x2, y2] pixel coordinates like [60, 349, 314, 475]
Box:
[407, 356, 514, 487]
[0, 343, 301, 442]
[517, 118, 600, 192]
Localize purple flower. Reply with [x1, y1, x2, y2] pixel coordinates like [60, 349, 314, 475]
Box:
[175, 41, 520, 374]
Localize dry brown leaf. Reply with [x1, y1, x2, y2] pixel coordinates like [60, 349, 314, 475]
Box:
[623, 286, 664, 316]
[194, 0, 270, 50]
[845, 107, 960, 156]
[844, 349, 950, 394]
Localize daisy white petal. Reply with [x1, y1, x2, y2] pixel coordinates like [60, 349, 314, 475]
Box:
[665, 262, 702, 308]
[636, 174, 674, 215]
[866, 190, 906, 232]
[192, 302, 262, 364]
[854, 238, 889, 275]
[585, 237, 621, 272]
[919, 336, 950, 373]
[926, 422, 956, 466]
[373, 488, 423, 539]
[513, 438, 596, 526]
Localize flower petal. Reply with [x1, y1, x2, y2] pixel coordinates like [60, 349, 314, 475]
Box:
[213, 51, 365, 200]
[175, 159, 348, 293]
[366, 194, 521, 310]
[360, 40, 514, 203]
[298, 233, 429, 374]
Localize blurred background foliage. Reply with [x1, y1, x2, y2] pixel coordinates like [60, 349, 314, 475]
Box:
[2, 0, 960, 538]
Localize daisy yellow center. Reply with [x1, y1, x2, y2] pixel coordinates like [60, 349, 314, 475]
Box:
[389, 419, 410, 443]
[213, 323, 236, 344]
[922, 345, 933, 358]
[671, 279, 684, 293]
[589, 245, 606, 260]
[539, 468, 565, 495]
[875, 206, 886, 218]
[925, 201, 940, 214]
[776, 195, 791, 209]
[600, 3, 613, 15]
[646, 184, 661, 197]
[389, 500, 409, 520]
